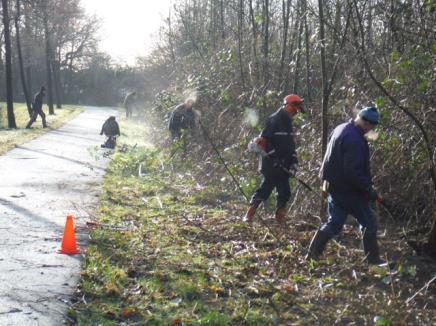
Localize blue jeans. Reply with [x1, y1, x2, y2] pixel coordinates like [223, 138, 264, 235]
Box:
[321, 193, 377, 236]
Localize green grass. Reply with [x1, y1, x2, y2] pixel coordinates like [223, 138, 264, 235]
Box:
[0, 103, 83, 155]
[70, 118, 436, 325]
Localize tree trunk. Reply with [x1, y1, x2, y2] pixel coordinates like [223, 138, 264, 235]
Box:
[262, 0, 270, 88]
[14, 0, 31, 116]
[318, 0, 328, 158]
[52, 60, 62, 108]
[2, 0, 16, 128]
[303, 0, 311, 101]
[237, 0, 246, 89]
[248, 0, 259, 83]
[318, 0, 328, 216]
[278, 0, 291, 91]
[293, 0, 304, 93]
[43, 4, 54, 114]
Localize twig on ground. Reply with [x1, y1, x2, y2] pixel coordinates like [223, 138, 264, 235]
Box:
[406, 274, 436, 305]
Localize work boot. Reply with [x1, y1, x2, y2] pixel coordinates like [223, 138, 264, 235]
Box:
[363, 232, 385, 265]
[275, 207, 286, 223]
[306, 229, 332, 260]
[243, 201, 260, 223]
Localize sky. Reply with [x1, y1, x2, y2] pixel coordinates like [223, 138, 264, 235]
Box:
[81, 0, 172, 65]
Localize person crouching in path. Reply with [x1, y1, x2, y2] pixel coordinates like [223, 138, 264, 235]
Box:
[100, 116, 120, 149]
[243, 94, 304, 224]
[26, 86, 47, 129]
[307, 106, 384, 265]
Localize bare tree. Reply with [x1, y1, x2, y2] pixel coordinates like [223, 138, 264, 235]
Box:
[2, 0, 16, 128]
[14, 0, 31, 116]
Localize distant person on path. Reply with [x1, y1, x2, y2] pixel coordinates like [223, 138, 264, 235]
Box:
[168, 98, 196, 140]
[123, 92, 137, 118]
[244, 94, 304, 224]
[100, 116, 120, 149]
[306, 106, 384, 265]
[26, 86, 47, 129]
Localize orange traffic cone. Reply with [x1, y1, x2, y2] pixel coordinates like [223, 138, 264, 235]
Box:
[57, 214, 81, 254]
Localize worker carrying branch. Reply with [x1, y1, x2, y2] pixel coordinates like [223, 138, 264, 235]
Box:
[306, 106, 385, 265]
[100, 116, 120, 149]
[244, 94, 304, 223]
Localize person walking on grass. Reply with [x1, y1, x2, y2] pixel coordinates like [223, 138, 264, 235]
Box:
[123, 91, 137, 118]
[26, 86, 47, 129]
[306, 106, 384, 265]
[243, 94, 304, 224]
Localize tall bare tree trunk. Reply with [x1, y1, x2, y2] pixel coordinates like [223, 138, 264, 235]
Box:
[293, 1, 304, 93]
[318, 0, 328, 216]
[303, 0, 311, 101]
[237, 0, 246, 89]
[248, 0, 259, 83]
[318, 0, 328, 158]
[2, 0, 16, 128]
[262, 0, 270, 88]
[43, 4, 54, 114]
[14, 0, 31, 116]
[52, 59, 62, 108]
[278, 0, 291, 92]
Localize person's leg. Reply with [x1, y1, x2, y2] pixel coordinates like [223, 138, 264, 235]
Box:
[351, 197, 383, 264]
[39, 110, 47, 128]
[307, 193, 349, 259]
[244, 174, 275, 222]
[26, 110, 38, 128]
[275, 177, 290, 222]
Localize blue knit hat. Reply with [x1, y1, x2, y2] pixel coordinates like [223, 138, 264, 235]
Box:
[359, 106, 379, 125]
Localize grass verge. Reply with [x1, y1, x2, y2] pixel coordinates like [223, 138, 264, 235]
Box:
[0, 103, 83, 155]
[70, 119, 436, 325]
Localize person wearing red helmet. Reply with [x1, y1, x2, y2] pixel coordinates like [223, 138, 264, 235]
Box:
[244, 94, 304, 223]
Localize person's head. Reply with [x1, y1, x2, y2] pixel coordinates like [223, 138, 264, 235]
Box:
[109, 116, 116, 121]
[184, 98, 194, 108]
[355, 106, 379, 133]
[283, 94, 304, 117]
[40, 86, 46, 96]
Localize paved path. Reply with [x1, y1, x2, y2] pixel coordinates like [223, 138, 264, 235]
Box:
[0, 107, 116, 325]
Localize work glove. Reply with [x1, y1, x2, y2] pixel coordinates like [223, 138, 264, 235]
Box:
[367, 186, 378, 201]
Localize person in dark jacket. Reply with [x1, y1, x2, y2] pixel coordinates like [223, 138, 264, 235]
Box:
[123, 92, 137, 118]
[307, 106, 384, 264]
[243, 94, 304, 223]
[168, 98, 196, 139]
[100, 116, 120, 149]
[26, 86, 47, 129]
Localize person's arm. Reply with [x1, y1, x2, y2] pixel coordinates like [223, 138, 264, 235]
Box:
[342, 139, 371, 193]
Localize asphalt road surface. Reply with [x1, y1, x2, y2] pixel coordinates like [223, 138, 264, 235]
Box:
[0, 106, 117, 325]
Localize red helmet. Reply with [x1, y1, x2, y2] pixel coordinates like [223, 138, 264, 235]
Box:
[283, 94, 303, 105]
[283, 94, 304, 113]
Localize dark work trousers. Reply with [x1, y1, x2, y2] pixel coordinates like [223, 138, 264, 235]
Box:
[26, 109, 47, 128]
[250, 171, 291, 208]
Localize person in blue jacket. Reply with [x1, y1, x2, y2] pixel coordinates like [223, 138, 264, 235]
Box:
[26, 86, 47, 129]
[307, 106, 384, 264]
[243, 94, 304, 223]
